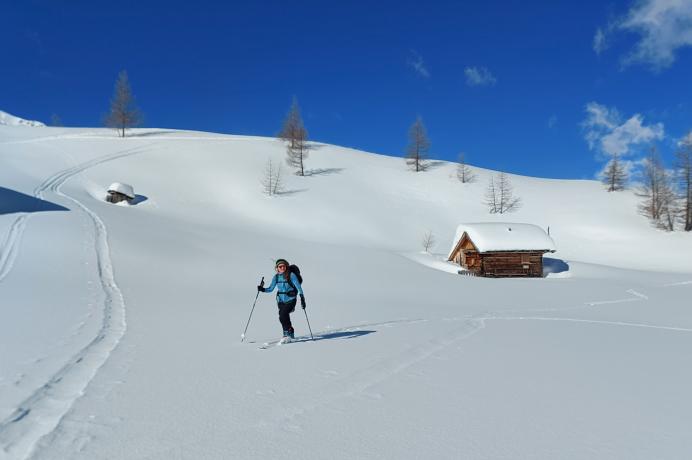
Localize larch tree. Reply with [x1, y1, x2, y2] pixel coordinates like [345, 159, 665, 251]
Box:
[105, 70, 141, 138]
[638, 147, 677, 230]
[421, 230, 436, 253]
[261, 158, 284, 196]
[676, 134, 692, 231]
[456, 152, 476, 183]
[601, 153, 628, 192]
[406, 116, 430, 172]
[279, 97, 309, 176]
[485, 172, 521, 214]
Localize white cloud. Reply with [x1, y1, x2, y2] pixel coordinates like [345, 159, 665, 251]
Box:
[464, 66, 497, 87]
[407, 50, 430, 78]
[583, 102, 665, 157]
[678, 131, 692, 147]
[595, 0, 692, 70]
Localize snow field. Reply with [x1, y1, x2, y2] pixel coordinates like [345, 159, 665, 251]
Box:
[1, 127, 691, 459]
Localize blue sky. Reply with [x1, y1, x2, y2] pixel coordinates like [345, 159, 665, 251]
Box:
[2, 0, 692, 179]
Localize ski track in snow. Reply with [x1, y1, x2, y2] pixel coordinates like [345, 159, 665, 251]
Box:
[248, 285, 692, 435]
[250, 319, 486, 431]
[0, 145, 151, 460]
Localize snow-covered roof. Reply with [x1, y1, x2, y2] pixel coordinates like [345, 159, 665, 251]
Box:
[107, 182, 135, 199]
[0, 110, 46, 127]
[449, 223, 556, 257]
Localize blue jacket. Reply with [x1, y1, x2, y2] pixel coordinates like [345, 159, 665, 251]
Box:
[263, 273, 303, 303]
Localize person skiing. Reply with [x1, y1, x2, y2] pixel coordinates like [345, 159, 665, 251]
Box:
[258, 259, 305, 341]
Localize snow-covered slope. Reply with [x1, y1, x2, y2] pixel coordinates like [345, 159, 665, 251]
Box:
[0, 110, 45, 127]
[1, 127, 691, 460]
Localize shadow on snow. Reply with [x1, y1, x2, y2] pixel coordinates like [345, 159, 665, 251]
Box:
[309, 329, 375, 342]
[0, 187, 69, 215]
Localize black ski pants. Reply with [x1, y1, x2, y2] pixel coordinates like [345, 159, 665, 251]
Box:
[278, 299, 296, 333]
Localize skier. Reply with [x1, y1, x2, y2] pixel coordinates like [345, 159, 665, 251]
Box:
[258, 259, 305, 342]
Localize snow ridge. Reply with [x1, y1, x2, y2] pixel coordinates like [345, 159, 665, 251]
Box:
[0, 111, 45, 128]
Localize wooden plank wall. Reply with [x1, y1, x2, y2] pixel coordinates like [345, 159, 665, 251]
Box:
[481, 252, 544, 277]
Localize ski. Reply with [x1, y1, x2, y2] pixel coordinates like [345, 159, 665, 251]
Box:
[258, 336, 310, 349]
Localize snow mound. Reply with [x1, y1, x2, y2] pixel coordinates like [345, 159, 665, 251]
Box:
[0, 109, 46, 127]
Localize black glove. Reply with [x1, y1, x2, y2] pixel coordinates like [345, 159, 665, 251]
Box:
[257, 285, 264, 292]
[300, 294, 306, 310]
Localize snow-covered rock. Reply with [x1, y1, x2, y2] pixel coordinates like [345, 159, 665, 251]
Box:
[107, 182, 135, 199]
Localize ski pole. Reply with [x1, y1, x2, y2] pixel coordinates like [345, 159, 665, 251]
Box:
[303, 308, 314, 341]
[241, 276, 264, 342]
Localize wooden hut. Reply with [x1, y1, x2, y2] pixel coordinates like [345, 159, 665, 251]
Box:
[448, 223, 556, 278]
[106, 182, 135, 204]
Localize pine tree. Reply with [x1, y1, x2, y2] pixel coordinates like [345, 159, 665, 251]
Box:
[406, 116, 430, 172]
[105, 70, 141, 138]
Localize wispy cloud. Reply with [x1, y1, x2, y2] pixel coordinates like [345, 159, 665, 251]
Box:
[464, 66, 496, 87]
[547, 115, 558, 129]
[407, 50, 430, 78]
[594, 0, 692, 71]
[593, 27, 608, 55]
[583, 102, 664, 158]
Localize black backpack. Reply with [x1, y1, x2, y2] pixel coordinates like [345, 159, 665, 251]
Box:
[288, 264, 303, 285]
[282, 264, 303, 297]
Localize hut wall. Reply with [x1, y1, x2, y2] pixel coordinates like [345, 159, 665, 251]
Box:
[462, 251, 482, 274]
[480, 252, 544, 277]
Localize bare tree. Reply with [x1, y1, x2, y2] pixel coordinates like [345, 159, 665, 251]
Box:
[638, 147, 677, 230]
[676, 134, 692, 231]
[600, 153, 628, 192]
[485, 172, 521, 214]
[279, 97, 309, 176]
[456, 152, 476, 183]
[50, 113, 63, 127]
[406, 116, 430, 172]
[261, 159, 284, 196]
[105, 70, 141, 138]
[421, 230, 436, 253]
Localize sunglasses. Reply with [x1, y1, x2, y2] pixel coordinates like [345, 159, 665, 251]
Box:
[276, 265, 287, 270]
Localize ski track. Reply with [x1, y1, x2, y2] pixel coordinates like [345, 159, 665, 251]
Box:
[0, 145, 151, 460]
[249, 285, 692, 435]
[254, 318, 429, 350]
[251, 319, 486, 431]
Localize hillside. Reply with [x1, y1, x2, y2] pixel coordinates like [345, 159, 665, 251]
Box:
[0, 111, 45, 128]
[1, 127, 691, 460]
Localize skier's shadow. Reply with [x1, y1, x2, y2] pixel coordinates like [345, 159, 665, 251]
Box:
[311, 330, 375, 342]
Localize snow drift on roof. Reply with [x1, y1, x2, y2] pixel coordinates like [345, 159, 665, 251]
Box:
[449, 223, 556, 256]
[0, 110, 46, 127]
